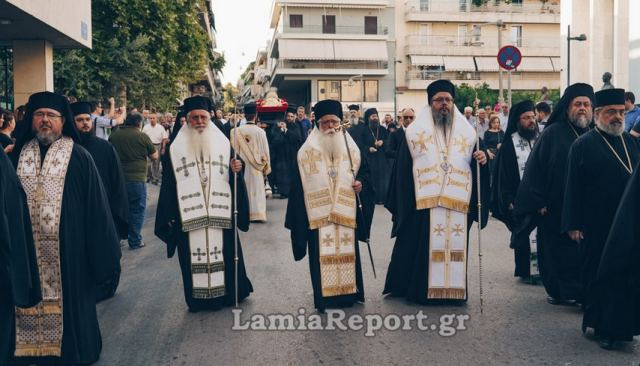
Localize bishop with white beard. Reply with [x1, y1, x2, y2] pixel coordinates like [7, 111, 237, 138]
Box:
[155, 96, 253, 312]
[285, 99, 374, 312]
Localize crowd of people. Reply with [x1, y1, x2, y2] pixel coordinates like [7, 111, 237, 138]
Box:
[1, 77, 640, 365]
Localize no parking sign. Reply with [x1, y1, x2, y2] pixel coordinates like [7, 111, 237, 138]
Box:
[497, 45, 522, 71]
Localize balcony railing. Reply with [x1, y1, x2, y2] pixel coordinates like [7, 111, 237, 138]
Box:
[283, 25, 389, 35]
[405, 0, 560, 14]
[276, 60, 388, 70]
[406, 69, 481, 81]
[405, 35, 560, 55]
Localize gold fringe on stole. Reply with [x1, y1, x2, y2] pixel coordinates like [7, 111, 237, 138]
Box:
[428, 288, 466, 300]
[319, 254, 356, 265]
[250, 212, 267, 221]
[450, 251, 465, 262]
[431, 251, 445, 262]
[328, 212, 356, 229]
[15, 307, 39, 316]
[438, 197, 469, 214]
[416, 197, 439, 210]
[14, 345, 62, 357]
[322, 284, 357, 297]
[308, 217, 330, 230]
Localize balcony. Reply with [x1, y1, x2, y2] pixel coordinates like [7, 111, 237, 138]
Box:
[405, 68, 560, 90]
[405, 0, 560, 24]
[272, 60, 389, 79]
[405, 35, 560, 57]
[283, 25, 389, 36]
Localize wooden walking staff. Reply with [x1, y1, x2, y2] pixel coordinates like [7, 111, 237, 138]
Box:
[233, 102, 240, 307]
[338, 121, 377, 279]
[473, 90, 485, 314]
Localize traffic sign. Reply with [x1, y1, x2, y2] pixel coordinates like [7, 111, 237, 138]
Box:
[497, 45, 522, 71]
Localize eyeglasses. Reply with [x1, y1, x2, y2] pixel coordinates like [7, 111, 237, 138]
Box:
[601, 108, 625, 117]
[432, 97, 453, 104]
[403, 116, 415, 120]
[34, 112, 63, 120]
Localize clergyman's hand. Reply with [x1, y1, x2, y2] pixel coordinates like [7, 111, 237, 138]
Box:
[538, 207, 548, 216]
[568, 230, 584, 243]
[368, 147, 377, 153]
[230, 159, 242, 173]
[352, 180, 362, 194]
[473, 150, 487, 165]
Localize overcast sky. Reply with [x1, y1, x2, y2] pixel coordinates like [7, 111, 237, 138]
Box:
[212, 0, 274, 86]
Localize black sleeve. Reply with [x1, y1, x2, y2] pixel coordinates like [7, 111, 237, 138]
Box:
[155, 148, 181, 257]
[284, 164, 309, 261]
[230, 147, 250, 233]
[468, 143, 490, 228]
[560, 141, 585, 233]
[384, 136, 416, 238]
[490, 139, 519, 228]
[355, 150, 374, 242]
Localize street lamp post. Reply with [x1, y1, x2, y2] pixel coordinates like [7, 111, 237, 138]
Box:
[566, 25, 587, 86]
[393, 59, 402, 121]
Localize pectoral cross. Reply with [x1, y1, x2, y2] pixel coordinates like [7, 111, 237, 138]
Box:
[210, 246, 222, 260]
[302, 150, 322, 175]
[176, 157, 196, 177]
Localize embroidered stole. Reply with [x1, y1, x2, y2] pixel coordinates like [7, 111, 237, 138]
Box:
[298, 130, 360, 297]
[512, 132, 539, 279]
[15, 137, 73, 357]
[171, 124, 231, 299]
[406, 107, 476, 300]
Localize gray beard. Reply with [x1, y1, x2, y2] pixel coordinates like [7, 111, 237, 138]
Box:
[183, 123, 214, 158]
[596, 119, 624, 137]
[433, 109, 453, 128]
[569, 115, 590, 129]
[349, 116, 359, 126]
[35, 130, 61, 146]
[317, 130, 343, 160]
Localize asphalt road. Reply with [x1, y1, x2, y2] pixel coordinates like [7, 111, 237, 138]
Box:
[94, 184, 639, 366]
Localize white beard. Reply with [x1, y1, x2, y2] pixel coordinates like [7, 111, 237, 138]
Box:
[596, 119, 624, 137]
[570, 115, 590, 129]
[317, 129, 344, 160]
[183, 122, 215, 158]
[349, 116, 359, 126]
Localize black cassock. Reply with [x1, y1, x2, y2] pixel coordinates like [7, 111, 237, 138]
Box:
[214, 119, 231, 139]
[285, 155, 374, 311]
[595, 160, 640, 341]
[361, 125, 390, 204]
[0, 149, 41, 365]
[385, 128, 405, 160]
[269, 122, 303, 197]
[561, 129, 639, 334]
[79, 135, 128, 302]
[9, 144, 121, 365]
[491, 135, 535, 278]
[514, 121, 589, 302]
[383, 136, 489, 304]
[155, 145, 253, 311]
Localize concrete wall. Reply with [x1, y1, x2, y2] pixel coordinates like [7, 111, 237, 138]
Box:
[629, 0, 640, 94]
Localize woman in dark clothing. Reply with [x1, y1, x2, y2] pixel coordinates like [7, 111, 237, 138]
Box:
[484, 115, 504, 187]
[0, 110, 15, 153]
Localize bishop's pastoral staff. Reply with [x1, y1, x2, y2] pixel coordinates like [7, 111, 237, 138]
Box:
[285, 99, 374, 313]
[383, 80, 489, 304]
[155, 96, 253, 313]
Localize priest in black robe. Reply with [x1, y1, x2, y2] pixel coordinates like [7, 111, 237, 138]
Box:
[0, 148, 41, 366]
[384, 80, 489, 304]
[71, 101, 128, 302]
[514, 83, 595, 305]
[594, 160, 640, 348]
[269, 107, 304, 198]
[361, 108, 390, 204]
[386, 108, 416, 160]
[561, 88, 640, 349]
[9, 92, 121, 366]
[285, 99, 374, 312]
[491, 100, 540, 281]
[155, 96, 253, 312]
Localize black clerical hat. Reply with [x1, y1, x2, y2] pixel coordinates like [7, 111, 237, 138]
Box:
[314, 100, 343, 121]
[287, 105, 298, 114]
[364, 108, 379, 122]
[427, 80, 456, 104]
[348, 104, 360, 111]
[244, 102, 257, 115]
[70, 102, 92, 116]
[182, 96, 213, 114]
[505, 100, 535, 137]
[28, 91, 70, 115]
[595, 88, 625, 108]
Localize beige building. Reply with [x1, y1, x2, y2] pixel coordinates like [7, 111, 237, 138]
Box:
[396, 0, 561, 109]
[0, 0, 91, 107]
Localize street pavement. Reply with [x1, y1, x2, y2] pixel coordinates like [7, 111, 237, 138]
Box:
[95, 184, 639, 366]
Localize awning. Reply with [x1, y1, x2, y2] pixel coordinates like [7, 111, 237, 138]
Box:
[276, 39, 388, 61]
[550, 57, 562, 72]
[410, 55, 444, 66]
[517, 57, 554, 72]
[443, 56, 476, 72]
[474, 56, 499, 72]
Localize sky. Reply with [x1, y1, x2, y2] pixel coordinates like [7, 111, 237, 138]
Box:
[212, 0, 274, 86]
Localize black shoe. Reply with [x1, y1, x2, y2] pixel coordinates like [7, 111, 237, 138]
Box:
[129, 241, 146, 250]
[598, 338, 618, 350]
[546, 296, 563, 305]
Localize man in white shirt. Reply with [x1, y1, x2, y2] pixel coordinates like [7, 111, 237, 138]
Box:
[142, 112, 168, 184]
[498, 102, 509, 131]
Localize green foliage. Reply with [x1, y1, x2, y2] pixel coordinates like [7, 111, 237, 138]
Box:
[454, 83, 560, 112]
[222, 82, 239, 112]
[54, 0, 213, 111]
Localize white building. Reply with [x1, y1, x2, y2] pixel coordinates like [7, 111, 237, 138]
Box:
[266, 0, 396, 115]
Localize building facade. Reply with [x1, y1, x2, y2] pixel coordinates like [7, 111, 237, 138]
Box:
[266, 0, 396, 115]
[396, 0, 561, 109]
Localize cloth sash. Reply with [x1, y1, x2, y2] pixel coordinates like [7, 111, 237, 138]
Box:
[15, 137, 73, 357]
[511, 132, 539, 278]
[171, 124, 231, 299]
[230, 124, 271, 175]
[406, 107, 476, 300]
[297, 129, 360, 230]
[405, 106, 476, 212]
[298, 129, 360, 297]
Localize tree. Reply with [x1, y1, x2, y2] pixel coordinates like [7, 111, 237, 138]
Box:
[222, 82, 239, 113]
